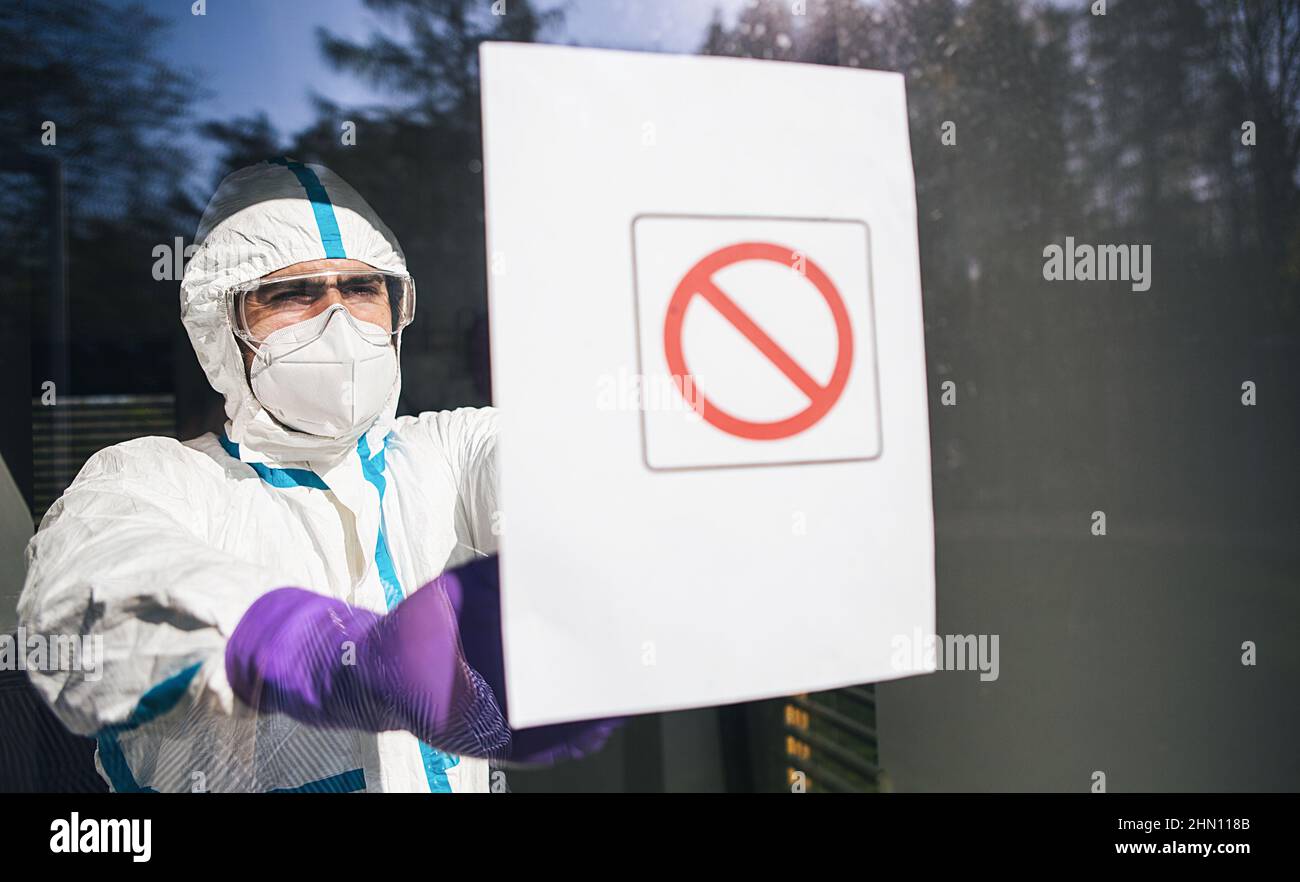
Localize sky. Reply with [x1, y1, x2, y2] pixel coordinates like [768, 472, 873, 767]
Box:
[143, 0, 751, 188]
[149, 0, 391, 139]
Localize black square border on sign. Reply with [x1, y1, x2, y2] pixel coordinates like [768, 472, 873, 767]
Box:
[629, 213, 884, 472]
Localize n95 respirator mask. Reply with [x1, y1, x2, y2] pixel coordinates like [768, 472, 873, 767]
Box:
[247, 304, 398, 438]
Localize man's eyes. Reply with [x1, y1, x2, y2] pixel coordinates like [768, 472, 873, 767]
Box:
[256, 287, 314, 303]
[341, 281, 386, 296]
[256, 281, 384, 302]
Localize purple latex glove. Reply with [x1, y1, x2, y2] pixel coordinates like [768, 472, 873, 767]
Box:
[442, 555, 627, 765]
[225, 577, 510, 759]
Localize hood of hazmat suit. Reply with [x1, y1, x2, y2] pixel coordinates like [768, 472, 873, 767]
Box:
[182, 158, 407, 464]
[19, 159, 502, 792]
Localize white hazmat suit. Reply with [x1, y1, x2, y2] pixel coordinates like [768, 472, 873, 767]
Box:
[19, 159, 499, 792]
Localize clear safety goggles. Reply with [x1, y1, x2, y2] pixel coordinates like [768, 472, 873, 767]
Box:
[226, 269, 416, 346]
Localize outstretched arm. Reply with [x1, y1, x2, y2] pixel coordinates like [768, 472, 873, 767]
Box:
[225, 555, 623, 765]
[225, 575, 511, 759]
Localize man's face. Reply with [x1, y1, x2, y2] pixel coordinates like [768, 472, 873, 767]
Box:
[238, 257, 395, 377]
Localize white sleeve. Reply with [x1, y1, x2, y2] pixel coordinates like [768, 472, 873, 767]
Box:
[18, 437, 280, 739]
[408, 406, 501, 559]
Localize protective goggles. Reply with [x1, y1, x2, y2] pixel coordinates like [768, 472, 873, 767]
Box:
[226, 269, 416, 346]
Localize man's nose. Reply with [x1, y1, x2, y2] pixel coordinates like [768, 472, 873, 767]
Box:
[311, 287, 348, 316]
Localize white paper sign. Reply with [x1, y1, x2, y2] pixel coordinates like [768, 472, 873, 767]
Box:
[480, 42, 935, 728]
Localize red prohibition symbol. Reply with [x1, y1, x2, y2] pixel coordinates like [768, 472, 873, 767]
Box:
[663, 241, 854, 441]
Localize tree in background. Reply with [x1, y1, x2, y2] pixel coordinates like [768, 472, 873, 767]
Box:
[1213, 0, 1300, 285]
[701, 0, 800, 61]
[285, 0, 558, 411]
[695, 0, 1299, 524]
[198, 114, 287, 182]
[0, 0, 199, 396]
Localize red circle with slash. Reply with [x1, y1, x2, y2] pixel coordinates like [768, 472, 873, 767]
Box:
[663, 241, 854, 441]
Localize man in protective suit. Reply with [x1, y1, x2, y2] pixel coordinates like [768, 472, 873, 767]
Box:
[19, 158, 618, 793]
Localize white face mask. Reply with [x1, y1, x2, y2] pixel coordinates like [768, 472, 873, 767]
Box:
[248, 305, 398, 438]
